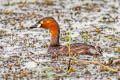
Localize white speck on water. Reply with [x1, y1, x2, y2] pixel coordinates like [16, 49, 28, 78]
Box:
[24, 61, 37, 69]
[39, 59, 51, 62]
[72, 22, 83, 29]
[103, 52, 117, 58]
[3, 54, 9, 58]
[71, 31, 79, 38]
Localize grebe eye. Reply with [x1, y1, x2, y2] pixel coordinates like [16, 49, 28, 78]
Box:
[40, 21, 43, 24]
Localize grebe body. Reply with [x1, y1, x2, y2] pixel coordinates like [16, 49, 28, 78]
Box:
[48, 43, 102, 56]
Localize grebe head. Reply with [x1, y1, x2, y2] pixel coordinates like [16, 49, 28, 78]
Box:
[30, 17, 60, 47]
[30, 17, 59, 29]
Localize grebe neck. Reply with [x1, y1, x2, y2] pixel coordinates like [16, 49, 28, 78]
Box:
[50, 25, 60, 47]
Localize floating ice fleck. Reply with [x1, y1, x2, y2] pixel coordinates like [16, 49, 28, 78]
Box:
[24, 61, 37, 69]
[103, 52, 116, 58]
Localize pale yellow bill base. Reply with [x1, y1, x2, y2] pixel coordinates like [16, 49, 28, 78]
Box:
[37, 24, 41, 28]
[30, 24, 41, 29]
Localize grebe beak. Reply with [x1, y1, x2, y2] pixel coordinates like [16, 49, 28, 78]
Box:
[29, 24, 37, 29]
[30, 21, 43, 29]
[30, 24, 41, 29]
[29, 23, 42, 29]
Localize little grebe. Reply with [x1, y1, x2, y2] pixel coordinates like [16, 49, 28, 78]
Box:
[30, 17, 102, 56]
